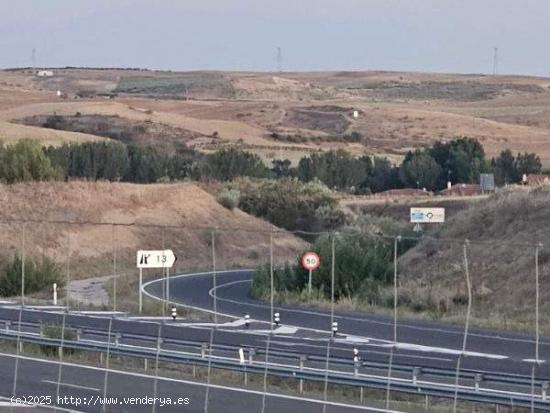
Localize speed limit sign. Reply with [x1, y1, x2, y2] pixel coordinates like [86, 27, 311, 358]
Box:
[301, 252, 321, 271]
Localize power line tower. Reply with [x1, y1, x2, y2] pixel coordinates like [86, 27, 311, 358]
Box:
[492, 47, 499, 75]
[276, 47, 282, 72]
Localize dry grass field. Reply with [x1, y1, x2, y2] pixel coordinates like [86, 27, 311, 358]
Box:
[2, 68, 550, 163]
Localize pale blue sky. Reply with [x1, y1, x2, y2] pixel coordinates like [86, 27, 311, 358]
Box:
[1, 0, 549, 76]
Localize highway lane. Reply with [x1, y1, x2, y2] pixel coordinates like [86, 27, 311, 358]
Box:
[143, 269, 550, 378]
[0, 353, 391, 413]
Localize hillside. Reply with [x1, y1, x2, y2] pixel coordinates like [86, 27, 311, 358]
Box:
[0, 181, 306, 286]
[3, 68, 550, 164]
[398, 186, 550, 332]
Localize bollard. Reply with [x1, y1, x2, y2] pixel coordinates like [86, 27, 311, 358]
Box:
[115, 333, 121, 347]
[299, 355, 306, 394]
[412, 367, 422, 386]
[359, 387, 364, 404]
[474, 373, 483, 392]
[18, 341, 23, 353]
[274, 312, 280, 327]
[76, 328, 82, 341]
[248, 348, 256, 364]
[542, 381, 549, 401]
[425, 395, 429, 409]
[201, 343, 207, 358]
[53, 283, 57, 306]
[5, 321, 10, 332]
[244, 314, 250, 329]
[354, 359, 360, 377]
[100, 353, 104, 365]
[331, 321, 338, 337]
[58, 346, 63, 358]
[192, 364, 196, 377]
[144, 359, 148, 371]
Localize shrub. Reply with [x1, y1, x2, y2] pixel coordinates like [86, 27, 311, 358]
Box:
[217, 189, 240, 210]
[252, 232, 394, 302]
[40, 324, 78, 356]
[0, 256, 63, 297]
[235, 178, 343, 234]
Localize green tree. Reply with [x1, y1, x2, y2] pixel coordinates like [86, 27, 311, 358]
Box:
[297, 150, 370, 191]
[206, 148, 268, 181]
[515, 152, 542, 178]
[492, 149, 517, 185]
[0, 140, 60, 183]
[399, 150, 442, 190]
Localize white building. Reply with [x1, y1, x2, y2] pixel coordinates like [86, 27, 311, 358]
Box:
[37, 70, 54, 77]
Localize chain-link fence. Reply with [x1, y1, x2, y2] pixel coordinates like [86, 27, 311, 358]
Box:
[0, 218, 547, 412]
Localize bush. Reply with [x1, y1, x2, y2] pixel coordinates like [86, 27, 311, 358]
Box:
[0, 140, 60, 183]
[0, 256, 63, 297]
[217, 189, 240, 210]
[252, 232, 394, 302]
[235, 178, 343, 234]
[40, 324, 78, 356]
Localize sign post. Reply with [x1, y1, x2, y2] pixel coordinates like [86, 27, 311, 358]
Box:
[136, 249, 177, 313]
[301, 252, 321, 295]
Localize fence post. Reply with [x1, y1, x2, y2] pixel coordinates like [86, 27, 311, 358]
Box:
[299, 355, 306, 394]
[412, 367, 422, 386]
[474, 373, 483, 392]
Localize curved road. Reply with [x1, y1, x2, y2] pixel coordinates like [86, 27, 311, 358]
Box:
[144, 269, 550, 379]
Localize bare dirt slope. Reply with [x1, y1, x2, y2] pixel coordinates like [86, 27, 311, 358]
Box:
[0, 181, 306, 280]
[398, 186, 550, 331]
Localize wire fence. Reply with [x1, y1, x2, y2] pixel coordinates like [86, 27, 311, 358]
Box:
[0, 218, 548, 412]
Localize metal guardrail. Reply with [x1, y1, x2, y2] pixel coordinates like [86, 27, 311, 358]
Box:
[1, 323, 549, 410]
[6, 318, 548, 389]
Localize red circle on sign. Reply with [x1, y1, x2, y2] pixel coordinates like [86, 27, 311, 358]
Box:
[301, 252, 321, 271]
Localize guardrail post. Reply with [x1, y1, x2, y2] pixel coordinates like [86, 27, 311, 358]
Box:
[248, 348, 256, 364]
[299, 355, 306, 394]
[542, 381, 549, 401]
[144, 359, 148, 371]
[201, 343, 207, 358]
[412, 367, 422, 386]
[474, 373, 483, 392]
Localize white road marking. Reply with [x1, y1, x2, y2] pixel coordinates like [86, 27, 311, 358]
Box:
[0, 352, 409, 413]
[42, 380, 100, 392]
[150, 273, 511, 361]
[523, 358, 546, 364]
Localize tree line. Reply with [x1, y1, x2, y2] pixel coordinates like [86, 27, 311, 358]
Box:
[0, 137, 543, 191]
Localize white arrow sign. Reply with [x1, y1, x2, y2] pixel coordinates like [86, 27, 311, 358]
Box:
[136, 250, 177, 269]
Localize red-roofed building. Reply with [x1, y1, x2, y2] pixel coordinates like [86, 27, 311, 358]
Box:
[525, 174, 550, 186]
[439, 183, 482, 196]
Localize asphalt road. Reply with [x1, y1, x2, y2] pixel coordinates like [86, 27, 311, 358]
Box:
[0, 353, 385, 413]
[143, 269, 550, 379]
